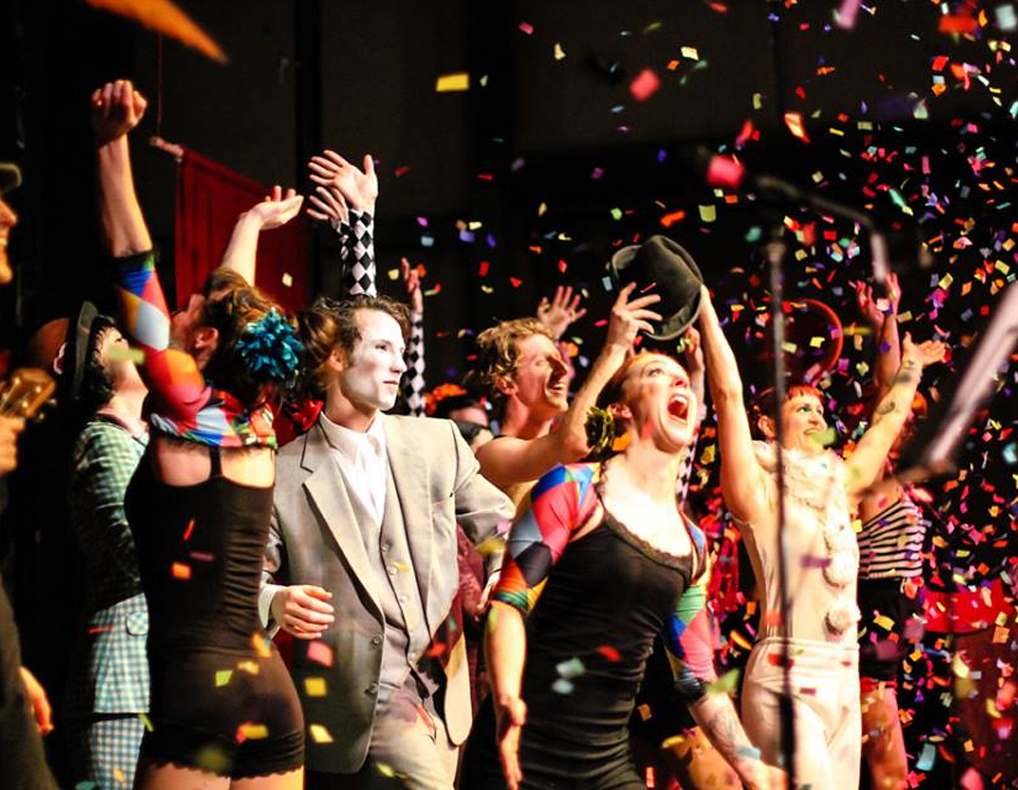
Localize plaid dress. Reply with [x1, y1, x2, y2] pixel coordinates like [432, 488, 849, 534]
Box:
[64, 417, 149, 788]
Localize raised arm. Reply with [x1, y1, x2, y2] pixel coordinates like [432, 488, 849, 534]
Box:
[855, 271, 902, 397]
[92, 80, 150, 257]
[477, 283, 661, 487]
[307, 150, 377, 296]
[486, 464, 599, 789]
[399, 257, 426, 416]
[698, 287, 767, 522]
[219, 185, 304, 285]
[844, 333, 946, 497]
[93, 81, 210, 420]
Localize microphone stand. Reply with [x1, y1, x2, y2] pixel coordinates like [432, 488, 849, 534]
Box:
[763, 225, 797, 787]
[756, 187, 889, 786]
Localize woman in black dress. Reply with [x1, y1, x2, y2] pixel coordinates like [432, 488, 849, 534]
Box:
[93, 79, 306, 788]
[462, 350, 783, 789]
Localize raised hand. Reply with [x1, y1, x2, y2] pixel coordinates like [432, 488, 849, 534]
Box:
[270, 584, 335, 640]
[537, 285, 587, 340]
[91, 79, 148, 146]
[679, 326, 705, 379]
[901, 333, 948, 369]
[496, 696, 528, 790]
[306, 184, 349, 228]
[308, 150, 378, 212]
[855, 271, 900, 329]
[401, 257, 423, 314]
[246, 185, 304, 230]
[604, 282, 662, 352]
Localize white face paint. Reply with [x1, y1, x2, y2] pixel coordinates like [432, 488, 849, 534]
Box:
[338, 309, 407, 412]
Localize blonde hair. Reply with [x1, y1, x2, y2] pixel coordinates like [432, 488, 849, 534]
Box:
[466, 317, 554, 412]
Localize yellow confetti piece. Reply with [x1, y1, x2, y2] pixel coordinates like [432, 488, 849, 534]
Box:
[873, 614, 896, 631]
[305, 677, 328, 697]
[781, 341, 798, 354]
[387, 268, 400, 280]
[938, 273, 954, 289]
[281, 272, 293, 287]
[106, 345, 146, 364]
[553, 42, 566, 60]
[435, 72, 469, 92]
[661, 734, 687, 750]
[681, 45, 699, 59]
[139, 712, 154, 732]
[309, 724, 333, 744]
[538, 202, 548, 216]
[705, 668, 741, 695]
[215, 670, 233, 687]
[809, 336, 825, 348]
[237, 660, 260, 675]
[239, 723, 269, 740]
[698, 205, 716, 223]
[393, 560, 410, 573]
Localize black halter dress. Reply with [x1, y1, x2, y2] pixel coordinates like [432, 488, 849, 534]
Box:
[125, 445, 304, 778]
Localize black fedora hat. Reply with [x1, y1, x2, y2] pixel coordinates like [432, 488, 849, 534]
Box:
[608, 235, 704, 341]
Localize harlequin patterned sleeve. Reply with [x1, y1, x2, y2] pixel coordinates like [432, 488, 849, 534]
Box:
[401, 310, 426, 417]
[336, 209, 376, 296]
[491, 464, 599, 617]
[113, 251, 275, 448]
[663, 530, 718, 701]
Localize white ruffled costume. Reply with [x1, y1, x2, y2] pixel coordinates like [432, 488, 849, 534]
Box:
[738, 441, 863, 789]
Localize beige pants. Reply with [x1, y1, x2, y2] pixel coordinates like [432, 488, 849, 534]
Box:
[741, 637, 861, 790]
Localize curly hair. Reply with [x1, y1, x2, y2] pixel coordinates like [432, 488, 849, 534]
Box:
[464, 317, 553, 412]
[198, 281, 293, 410]
[294, 294, 411, 401]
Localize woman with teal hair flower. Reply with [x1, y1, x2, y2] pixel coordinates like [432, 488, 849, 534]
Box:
[93, 78, 307, 788]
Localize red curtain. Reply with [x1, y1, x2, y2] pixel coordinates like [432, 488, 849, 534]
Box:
[174, 147, 311, 312]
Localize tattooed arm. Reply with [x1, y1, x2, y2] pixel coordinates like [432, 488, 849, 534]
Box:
[690, 694, 785, 789]
[844, 333, 947, 497]
[664, 543, 784, 789]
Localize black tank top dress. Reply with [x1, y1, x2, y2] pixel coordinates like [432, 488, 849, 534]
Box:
[461, 485, 695, 789]
[125, 446, 304, 778]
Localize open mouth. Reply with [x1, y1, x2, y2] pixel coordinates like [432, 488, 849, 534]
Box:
[667, 395, 690, 422]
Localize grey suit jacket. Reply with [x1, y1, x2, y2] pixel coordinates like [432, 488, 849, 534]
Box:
[261, 414, 513, 774]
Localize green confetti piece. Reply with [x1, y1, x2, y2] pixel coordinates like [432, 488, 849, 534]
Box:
[556, 657, 586, 679]
[698, 205, 716, 223]
[610, 207, 623, 220]
[705, 668, 741, 695]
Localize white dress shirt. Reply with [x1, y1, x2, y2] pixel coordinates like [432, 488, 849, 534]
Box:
[319, 411, 388, 525]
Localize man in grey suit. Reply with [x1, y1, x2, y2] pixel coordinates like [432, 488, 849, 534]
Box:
[260, 294, 514, 789]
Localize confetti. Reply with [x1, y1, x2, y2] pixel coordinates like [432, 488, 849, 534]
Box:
[435, 73, 469, 93]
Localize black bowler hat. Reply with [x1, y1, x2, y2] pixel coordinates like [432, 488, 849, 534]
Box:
[608, 235, 704, 341]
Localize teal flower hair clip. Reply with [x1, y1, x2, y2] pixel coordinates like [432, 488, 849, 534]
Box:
[236, 309, 302, 384]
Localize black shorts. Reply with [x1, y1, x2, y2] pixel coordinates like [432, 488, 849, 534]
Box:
[858, 577, 923, 684]
[142, 645, 304, 778]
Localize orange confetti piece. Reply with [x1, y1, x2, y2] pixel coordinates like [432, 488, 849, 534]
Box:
[171, 562, 191, 580]
[784, 112, 810, 142]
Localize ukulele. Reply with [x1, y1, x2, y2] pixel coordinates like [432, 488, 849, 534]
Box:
[0, 368, 56, 421]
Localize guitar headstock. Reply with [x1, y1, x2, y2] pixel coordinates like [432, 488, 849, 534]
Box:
[0, 368, 56, 421]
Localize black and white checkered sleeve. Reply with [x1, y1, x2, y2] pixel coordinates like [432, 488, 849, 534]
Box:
[401, 310, 426, 416]
[336, 209, 376, 296]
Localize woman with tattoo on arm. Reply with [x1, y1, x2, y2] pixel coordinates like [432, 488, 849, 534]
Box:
[698, 284, 946, 789]
[460, 345, 784, 790]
